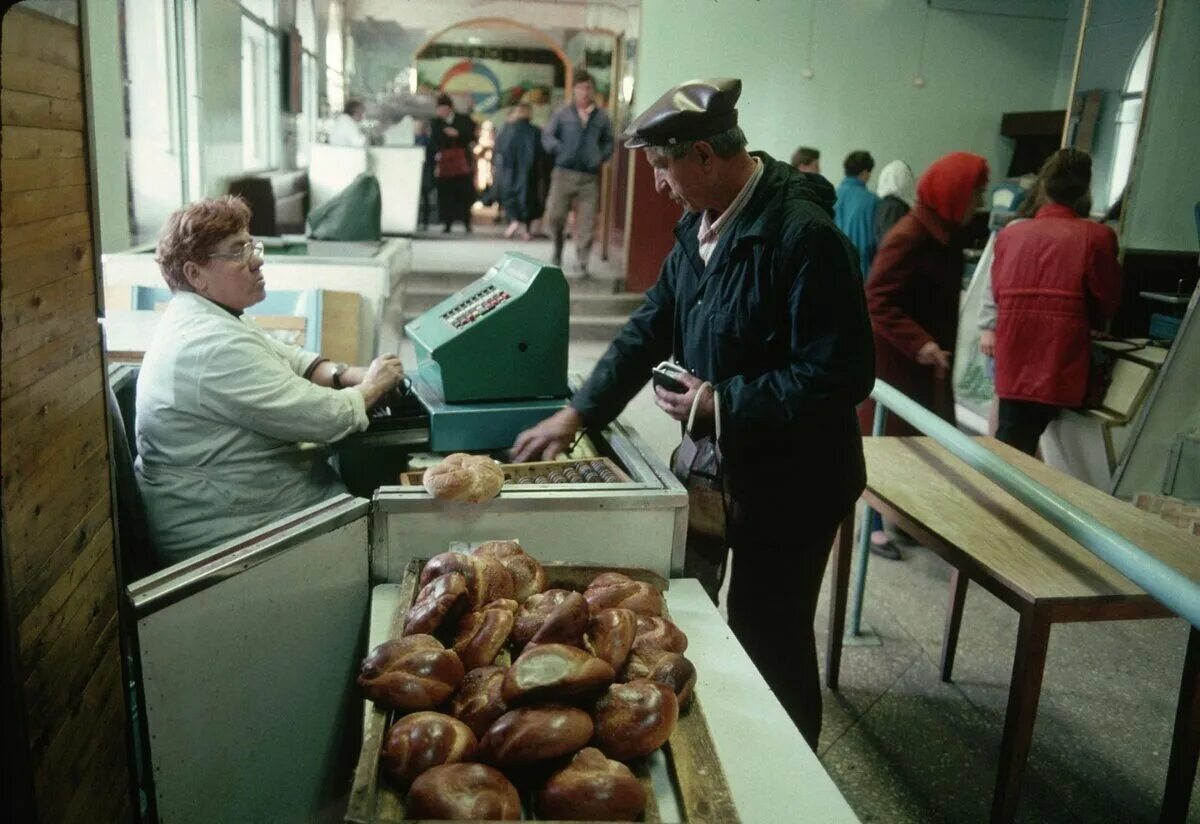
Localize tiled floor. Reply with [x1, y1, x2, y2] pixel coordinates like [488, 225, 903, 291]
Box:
[398, 229, 1199, 824]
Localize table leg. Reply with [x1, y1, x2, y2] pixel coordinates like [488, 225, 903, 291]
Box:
[1160, 627, 1200, 824]
[940, 569, 969, 683]
[824, 512, 854, 691]
[990, 609, 1051, 824]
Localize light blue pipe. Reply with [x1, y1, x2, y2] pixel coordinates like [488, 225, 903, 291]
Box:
[867, 379, 1200, 630]
[849, 401, 887, 636]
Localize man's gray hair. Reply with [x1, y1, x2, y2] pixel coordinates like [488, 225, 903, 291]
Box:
[646, 125, 748, 161]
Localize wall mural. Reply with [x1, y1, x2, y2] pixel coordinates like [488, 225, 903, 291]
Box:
[417, 43, 565, 128]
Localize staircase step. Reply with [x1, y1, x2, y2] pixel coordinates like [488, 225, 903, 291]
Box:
[402, 286, 643, 316]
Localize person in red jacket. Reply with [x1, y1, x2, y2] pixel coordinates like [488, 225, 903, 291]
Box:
[859, 151, 988, 558]
[990, 149, 1122, 455]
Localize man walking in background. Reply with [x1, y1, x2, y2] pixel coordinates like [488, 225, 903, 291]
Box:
[835, 150, 879, 276]
[542, 71, 615, 277]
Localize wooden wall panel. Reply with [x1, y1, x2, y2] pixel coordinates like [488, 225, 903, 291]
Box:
[0, 7, 132, 823]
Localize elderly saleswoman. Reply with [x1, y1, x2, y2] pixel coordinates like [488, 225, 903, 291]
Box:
[135, 196, 405, 565]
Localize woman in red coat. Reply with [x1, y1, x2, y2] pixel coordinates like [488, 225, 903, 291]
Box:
[859, 152, 988, 558]
[990, 149, 1122, 455]
[860, 152, 989, 433]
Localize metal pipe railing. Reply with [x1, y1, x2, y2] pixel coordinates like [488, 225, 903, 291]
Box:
[852, 380, 1200, 632]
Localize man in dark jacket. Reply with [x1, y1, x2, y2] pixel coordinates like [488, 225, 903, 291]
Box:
[514, 78, 874, 749]
[542, 71, 615, 276]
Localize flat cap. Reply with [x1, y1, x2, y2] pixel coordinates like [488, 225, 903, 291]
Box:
[622, 78, 742, 149]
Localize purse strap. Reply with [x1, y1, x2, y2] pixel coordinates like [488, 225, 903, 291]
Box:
[685, 381, 720, 440]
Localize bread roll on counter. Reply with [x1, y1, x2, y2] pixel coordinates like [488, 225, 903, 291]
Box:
[422, 453, 505, 503]
[633, 615, 689, 654]
[583, 572, 664, 617]
[357, 635, 465, 712]
[538, 747, 647, 822]
[479, 705, 595, 766]
[380, 711, 478, 788]
[584, 608, 638, 672]
[511, 589, 589, 648]
[593, 679, 679, 760]
[452, 607, 515, 671]
[406, 763, 521, 821]
[449, 666, 510, 739]
[421, 552, 516, 610]
[501, 643, 615, 706]
[403, 572, 468, 637]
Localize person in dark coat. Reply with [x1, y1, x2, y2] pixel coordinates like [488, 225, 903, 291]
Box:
[860, 152, 988, 437]
[495, 103, 547, 240]
[428, 94, 477, 233]
[512, 79, 874, 749]
[413, 119, 436, 231]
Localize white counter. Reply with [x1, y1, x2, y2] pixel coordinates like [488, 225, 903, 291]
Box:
[666, 579, 860, 823]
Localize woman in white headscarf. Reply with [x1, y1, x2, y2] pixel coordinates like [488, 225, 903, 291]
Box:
[874, 160, 916, 243]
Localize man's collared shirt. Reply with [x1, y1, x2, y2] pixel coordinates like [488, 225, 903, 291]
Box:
[698, 157, 764, 264]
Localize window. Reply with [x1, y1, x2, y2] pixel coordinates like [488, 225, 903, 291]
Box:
[295, 0, 318, 166]
[1109, 32, 1155, 207]
[240, 2, 279, 172]
[326, 0, 345, 114]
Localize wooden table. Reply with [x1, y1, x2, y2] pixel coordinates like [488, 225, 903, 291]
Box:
[824, 436, 1200, 824]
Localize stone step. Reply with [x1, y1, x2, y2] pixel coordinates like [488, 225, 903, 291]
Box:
[402, 286, 643, 317]
[404, 270, 627, 295]
[399, 312, 629, 342]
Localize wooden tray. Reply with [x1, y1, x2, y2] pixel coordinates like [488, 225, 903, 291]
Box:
[398, 457, 632, 487]
[345, 561, 739, 823]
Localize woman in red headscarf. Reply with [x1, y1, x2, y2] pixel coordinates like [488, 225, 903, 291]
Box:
[858, 151, 988, 558]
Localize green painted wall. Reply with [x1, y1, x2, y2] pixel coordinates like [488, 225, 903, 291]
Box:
[636, 0, 1068, 184]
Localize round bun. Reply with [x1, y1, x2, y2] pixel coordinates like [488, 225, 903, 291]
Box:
[380, 711, 477, 788]
[357, 635, 465, 712]
[583, 572, 664, 617]
[479, 705, 594, 766]
[633, 616, 688, 654]
[538, 747, 646, 822]
[501, 643, 615, 706]
[471, 542, 547, 603]
[406, 763, 521, 821]
[452, 608, 515, 671]
[593, 679, 678, 760]
[449, 666, 509, 739]
[647, 651, 697, 710]
[471, 540, 524, 559]
[423, 453, 505, 503]
[585, 608, 638, 672]
[403, 573, 468, 637]
[512, 589, 589, 648]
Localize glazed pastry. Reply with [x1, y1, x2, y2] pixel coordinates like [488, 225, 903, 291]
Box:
[422, 453, 505, 503]
[406, 763, 521, 821]
[647, 651, 697, 710]
[421, 552, 515, 609]
[501, 643, 615, 706]
[633, 615, 688, 654]
[452, 608, 515, 671]
[472, 541, 547, 603]
[538, 747, 646, 822]
[593, 679, 679, 760]
[478, 705, 594, 766]
[449, 666, 509, 739]
[470, 540, 523, 559]
[481, 598, 519, 614]
[584, 608, 638, 672]
[379, 711, 477, 788]
[357, 635, 465, 712]
[403, 572, 468, 637]
[511, 589, 589, 648]
[582, 572, 664, 617]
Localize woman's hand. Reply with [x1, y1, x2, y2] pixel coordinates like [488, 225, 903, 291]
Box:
[357, 354, 405, 409]
[979, 330, 996, 358]
[916, 340, 951, 378]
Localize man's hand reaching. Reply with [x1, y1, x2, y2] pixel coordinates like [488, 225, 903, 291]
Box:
[511, 407, 585, 462]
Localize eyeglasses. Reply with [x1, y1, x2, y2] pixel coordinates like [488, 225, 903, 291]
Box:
[208, 239, 264, 265]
